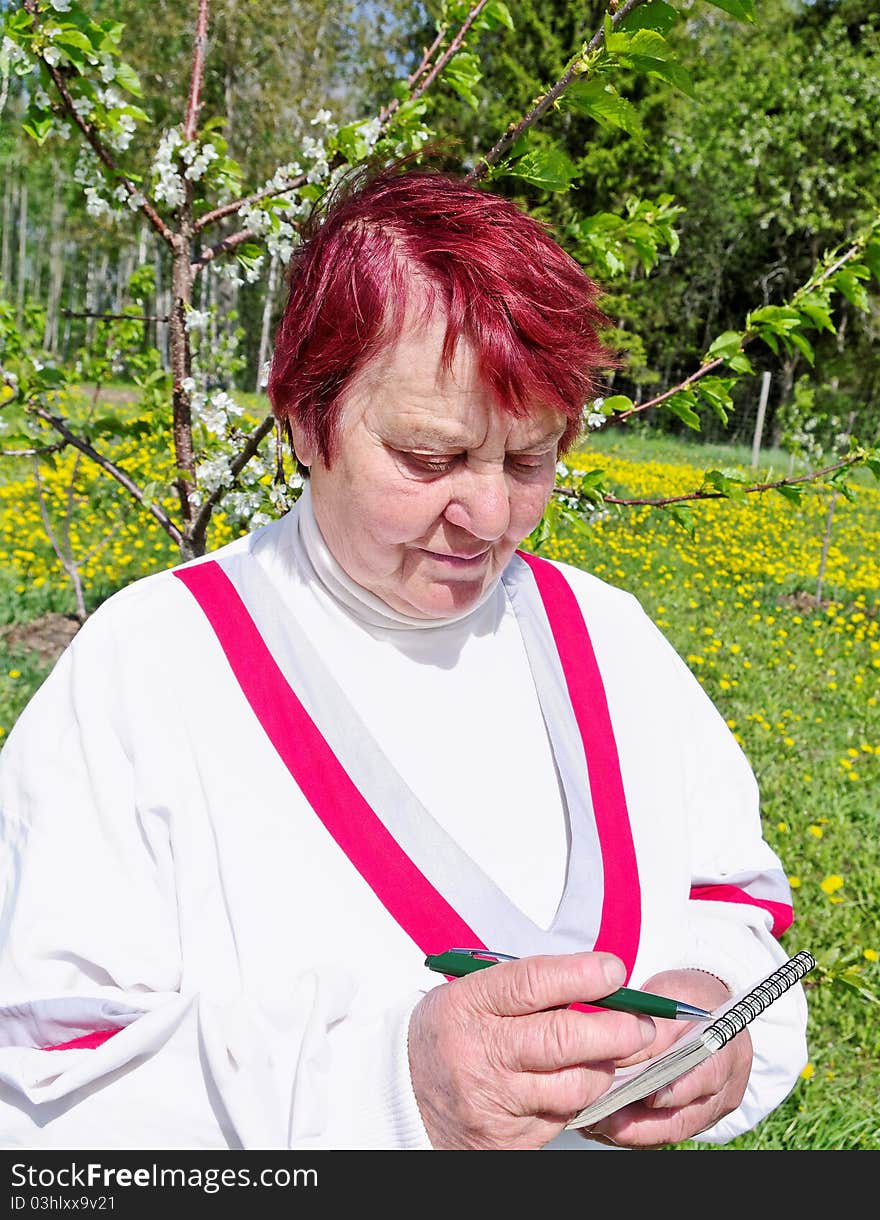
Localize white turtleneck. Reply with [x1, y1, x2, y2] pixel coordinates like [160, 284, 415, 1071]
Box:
[288, 482, 570, 928]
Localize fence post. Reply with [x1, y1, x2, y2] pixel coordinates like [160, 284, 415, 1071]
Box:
[751, 370, 772, 468]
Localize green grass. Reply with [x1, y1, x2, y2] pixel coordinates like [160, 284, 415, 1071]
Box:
[1, 419, 878, 1149]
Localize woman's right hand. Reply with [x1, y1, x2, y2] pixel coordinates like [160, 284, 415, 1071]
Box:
[407, 951, 655, 1149]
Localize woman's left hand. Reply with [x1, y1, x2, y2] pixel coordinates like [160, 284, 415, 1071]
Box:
[582, 968, 753, 1148]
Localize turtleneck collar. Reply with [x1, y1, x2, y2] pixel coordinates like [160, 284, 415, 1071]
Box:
[296, 480, 502, 630]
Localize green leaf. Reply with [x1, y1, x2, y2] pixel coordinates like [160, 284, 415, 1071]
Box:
[623, 55, 694, 97]
[702, 0, 756, 21]
[618, 1, 679, 35]
[114, 60, 142, 97]
[797, 299, 836, 334]
[482, 1, 514, 30]
[748, 305, 802, 330]
[559, 80, 642, 139]
[666, 504, 696, 536]
[666, 393, 701, 430]
[758, 328, 780, 356]
[786, 330, 815, 366]
[503, 146, 578, 192]
[55, 25, 95, 52]
[833, 268, 870, 312]
[600, 394, 633, 414]
[863, 239, 880, 282]
[442, 50, 482, 111]
[706, 330, 743, 360]
[7, 9, 34, 35]
[774, 483, 804, 504]
[727, 352, 754, 374]
[864, 456, 880, 481]
[22, 116, 53, 146]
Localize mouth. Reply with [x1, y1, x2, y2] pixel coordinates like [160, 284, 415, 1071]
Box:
[420, 548, 491, 569]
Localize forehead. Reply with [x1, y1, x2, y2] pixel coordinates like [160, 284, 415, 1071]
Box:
[343, 313, 565, 450]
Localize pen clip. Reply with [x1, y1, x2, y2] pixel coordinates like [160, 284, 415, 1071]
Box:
[448, 948, 519, 963]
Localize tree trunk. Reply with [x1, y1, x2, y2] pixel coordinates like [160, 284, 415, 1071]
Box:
[43, 193, 66, 352]
[255, 252, 279, 393]
[15, 178, 28, 325]
[1, 167, 13, 292]
[84, 253, 97, 347]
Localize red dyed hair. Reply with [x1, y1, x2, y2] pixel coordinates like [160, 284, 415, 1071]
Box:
[267, 164, 612, 463]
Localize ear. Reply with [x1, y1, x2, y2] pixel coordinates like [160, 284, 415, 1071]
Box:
[287, 417, 318, 468]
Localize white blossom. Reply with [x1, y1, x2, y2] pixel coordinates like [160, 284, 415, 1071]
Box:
[43, 46, 63, 68]
[195, 455, 234, 493]
[2, 36, 28, 67]
[585, 412, 606, 430]
[311, 108, 333, 127]
[357, 116, 382, 151]
[151, 127, 186, 208]
[84, 187, 112, 218]
[182, 141, 218, 182]
[241, 206, 271, 237]
[49, 0, 72, 10]
[184, 309, 209, 334]
[243, 255, 264, 284]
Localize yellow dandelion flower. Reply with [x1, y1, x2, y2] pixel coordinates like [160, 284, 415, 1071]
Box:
[789, 876, 801, 888]
[800, 1063, 815, 1080]
[808, 825, 823, 838]
[863, 949, 878, 962]
[820, 875, 844, 895]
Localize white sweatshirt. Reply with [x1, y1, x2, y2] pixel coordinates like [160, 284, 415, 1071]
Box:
[0, 488, 808, 1149]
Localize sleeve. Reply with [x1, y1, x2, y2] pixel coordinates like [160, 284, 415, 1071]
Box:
[0, 603, 433, 1150]
[649, 615, 809, 1145]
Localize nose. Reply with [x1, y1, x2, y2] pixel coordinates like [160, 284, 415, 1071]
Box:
[442, 463, 511, 540]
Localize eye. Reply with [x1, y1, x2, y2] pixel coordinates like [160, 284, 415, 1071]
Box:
[507, 454, 550, 474]
[401, 451, 460, 474]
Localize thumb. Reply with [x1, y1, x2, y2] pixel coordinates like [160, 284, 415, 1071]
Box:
[465, 951, 628, 1017]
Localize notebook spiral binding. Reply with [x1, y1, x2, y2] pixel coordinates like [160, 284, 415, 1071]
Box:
[705, 950, 816, 1051]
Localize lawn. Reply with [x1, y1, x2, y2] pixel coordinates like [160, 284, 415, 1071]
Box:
[0, 419, 877, 1149]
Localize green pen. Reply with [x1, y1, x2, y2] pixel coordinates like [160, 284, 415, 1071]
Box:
[424, 949, 713, 1021]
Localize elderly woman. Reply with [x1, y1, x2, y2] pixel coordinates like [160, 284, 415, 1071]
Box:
[0, 167, 807, 1151]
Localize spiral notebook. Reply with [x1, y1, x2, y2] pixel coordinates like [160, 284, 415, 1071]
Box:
[565, 950, 816, 1129]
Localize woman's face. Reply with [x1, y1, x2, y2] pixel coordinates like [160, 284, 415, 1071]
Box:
[292, 313, 566, 619]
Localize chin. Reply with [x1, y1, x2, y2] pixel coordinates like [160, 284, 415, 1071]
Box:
[410, 581, 487, 619]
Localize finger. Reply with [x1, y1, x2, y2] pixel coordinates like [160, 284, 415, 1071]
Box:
[503, 1061, 621, 1122]
[502, 1006, 656, 1073]
[465, 952, 628, 1018]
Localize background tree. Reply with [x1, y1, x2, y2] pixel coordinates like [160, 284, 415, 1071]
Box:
[1, 0, 878, 573]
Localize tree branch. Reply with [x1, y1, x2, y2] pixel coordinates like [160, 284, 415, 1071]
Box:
[610, 232, 874, 425]
[191, 225, 260, 272]
[21, 0, 173, 245]
[466, 0, 651, 183]
[61, 309, 170, 323]
[189, 413, 276, 547]
[556, 452, 868, 509]
[30, 406, 184, 548]
[194, 1, 490, 237]
[183, 0, 211, 142]
[194, 174, 308, 233]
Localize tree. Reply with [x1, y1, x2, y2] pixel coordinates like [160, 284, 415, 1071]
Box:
[1, 0, 878, 581]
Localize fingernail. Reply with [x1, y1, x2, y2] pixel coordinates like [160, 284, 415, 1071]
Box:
[652, 1088, 674, 1108]
[602, 955, 626, 990]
